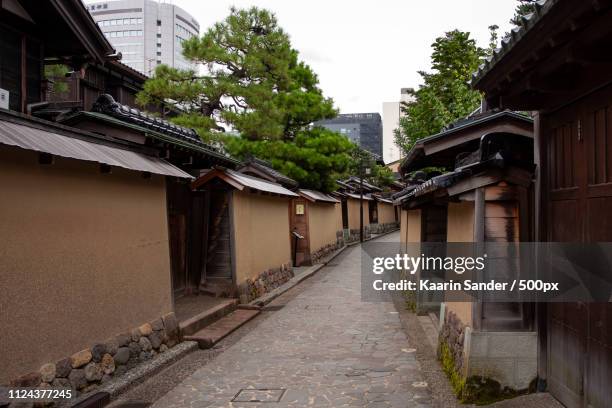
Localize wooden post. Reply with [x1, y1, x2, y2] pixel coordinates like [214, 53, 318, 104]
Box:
[472, 187, 485, 330]
[360, 176, 364, 242]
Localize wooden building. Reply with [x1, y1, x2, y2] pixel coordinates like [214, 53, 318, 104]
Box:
[368, 195, 398, 234]
[472, 2, 612, 406]
[334, 180, 374, 242]
[0, 0, 195, 387]
[191, 168, 298, 303]
[290, 190, 343, 266]
[396, 111, 537, 396]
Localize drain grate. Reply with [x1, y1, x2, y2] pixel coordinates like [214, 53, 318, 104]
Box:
[232, 389, 286, 403]
[112, 402, 152, 408]
[304, 305, 332, 310]
[262, 305, 285, 312]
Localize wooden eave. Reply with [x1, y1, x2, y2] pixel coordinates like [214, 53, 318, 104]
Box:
[474, 0, 612, 112]
[13, 0, 115, 64]
[446, 166, 533, 198]
[401, 113, 533, 174]
[191, 169, 245, 191]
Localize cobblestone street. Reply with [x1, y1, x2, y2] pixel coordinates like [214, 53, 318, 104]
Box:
[151, 233, 431, 408]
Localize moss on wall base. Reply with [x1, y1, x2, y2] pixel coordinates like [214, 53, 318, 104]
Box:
[437, 316, 536, 405]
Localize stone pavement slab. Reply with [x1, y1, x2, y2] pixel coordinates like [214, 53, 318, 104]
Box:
[152, 236, 431, 408]
[183, 309, 260, 349]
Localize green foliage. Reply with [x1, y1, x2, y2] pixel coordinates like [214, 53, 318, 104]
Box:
[438, 341, 533, 405]
[510, 0, 538, 26]
[487, 25, 499, 55]
[44, 65, 69, 95]
[225, 127, 353, 192]
[371, 165, 395, 189]
[439, 342, 467, 397]
[346, 146, 395, 189]
[394, 30, 485, 155]
[137, 7, 347, 191]
[137, 6, 336, 142]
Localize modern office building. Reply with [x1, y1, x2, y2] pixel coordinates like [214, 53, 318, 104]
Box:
[382, 88, 412, 164]
[86, 0, 199, 75]
[314, 113, 383, 157]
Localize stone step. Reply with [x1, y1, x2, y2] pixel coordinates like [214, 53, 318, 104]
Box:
[183, 309, 260, 349]
[178, 298, 238, 337]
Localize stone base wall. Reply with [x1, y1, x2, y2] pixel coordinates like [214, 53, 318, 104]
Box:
[239, 263, 294, 303]
[310, 234, 344, 265]
[438, 310, 466, 375]
[369, 222, 400, 235]
[437, 310, 537, 404]
[345, 226, 371, 243]
[466, 331, 537, 390]
[8, 312, 179, 398]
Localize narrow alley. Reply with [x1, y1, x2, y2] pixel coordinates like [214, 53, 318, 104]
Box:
[140, 232, 431, 408]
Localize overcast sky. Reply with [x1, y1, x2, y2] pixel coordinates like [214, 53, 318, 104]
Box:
[166, 1, 517, 114]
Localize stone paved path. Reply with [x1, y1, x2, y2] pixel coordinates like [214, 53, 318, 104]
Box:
[153, 234, 431, 408]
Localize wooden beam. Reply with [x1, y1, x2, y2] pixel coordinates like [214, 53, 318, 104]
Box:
[474, 188, 485, 243]
[447, 171, 503, 197]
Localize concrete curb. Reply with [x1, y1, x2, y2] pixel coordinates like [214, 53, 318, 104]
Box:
[248, 244, 350, 307]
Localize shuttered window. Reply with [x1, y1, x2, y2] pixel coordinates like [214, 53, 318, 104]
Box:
[0, 26, 42, 112]
[0, 26, 21, 111]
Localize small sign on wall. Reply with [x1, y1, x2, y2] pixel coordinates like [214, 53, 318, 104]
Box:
[295, 203, 305, 215]
[0, 88, 9, 110]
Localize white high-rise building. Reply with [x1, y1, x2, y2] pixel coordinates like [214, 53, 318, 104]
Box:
[86, 0, 199, 75]
[382, 88, 412, 164]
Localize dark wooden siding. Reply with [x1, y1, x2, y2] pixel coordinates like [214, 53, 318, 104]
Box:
[543, 83, 612, 408]
[482, 189, 533, 331]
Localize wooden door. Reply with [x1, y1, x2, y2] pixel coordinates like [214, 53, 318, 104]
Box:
[205, 190, 232, 279]
[168, 213, 187, 296]
[290, 198, 310, 266]
[544, 84, 612, 408]
[369, 201, 378, 224]
[341, 199, 349, 229]
[166, 179, 192, 297]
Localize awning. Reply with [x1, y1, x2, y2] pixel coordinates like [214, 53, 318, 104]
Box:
[0, 119, 192, 178]
[299, 189, 339, 203]
[344, 192, 373, 201]
[192, 168, 298, 197]
[373, 196, 394, 204]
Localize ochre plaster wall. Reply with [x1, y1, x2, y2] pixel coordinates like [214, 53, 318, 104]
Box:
[307, 202, 339, 253]
[0, 147, 172, 384]
[377, 202, 396, 224]
[445, 201, 475, 327]
[232, 190, 291, 283]
[347, 198, 370, 230]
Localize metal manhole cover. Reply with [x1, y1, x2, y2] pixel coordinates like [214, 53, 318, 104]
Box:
[232, 389, 286, 403]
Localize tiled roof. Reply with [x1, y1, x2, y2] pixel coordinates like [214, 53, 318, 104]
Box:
[92, 94, 201, 144]
[192, 168, 298, 197]
[299, 189, 340, 203]
[0, 111, 191, 179]
[240, 157, 298, 188]
[471, 0, 553, 86]
[399, 110, 533, 172]
[84, 94, 239, 164]
[343, 176, 383, 192]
